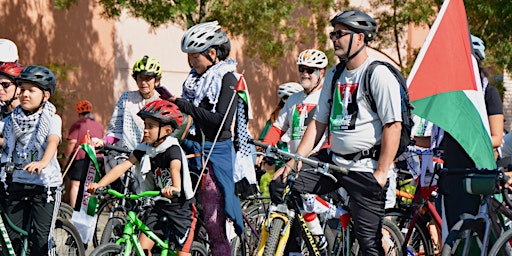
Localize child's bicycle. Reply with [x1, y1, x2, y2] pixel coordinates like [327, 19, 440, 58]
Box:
[88, 188, 208, 256]
[251, 139, 404, 256]
[0, 196, 85, 256]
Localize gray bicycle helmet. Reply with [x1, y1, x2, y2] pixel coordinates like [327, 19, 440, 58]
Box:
[330, 10, 377, 43]
[15, 65, 56, 95]
[471, 35, 485, 61]
[181, 21, 229, 53]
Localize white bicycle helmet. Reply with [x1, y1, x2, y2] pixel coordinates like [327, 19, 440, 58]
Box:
[181, 21, 229, 53]
[471, 34, 485, 61]
[278, 82, 303, 98]
[296, 49, 328, 69]
[0, 39, 18, 62]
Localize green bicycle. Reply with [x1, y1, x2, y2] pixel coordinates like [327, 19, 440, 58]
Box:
[88, 189, 208, 256]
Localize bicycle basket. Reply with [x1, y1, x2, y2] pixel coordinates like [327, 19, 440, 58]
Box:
[463, 173, 498, 195]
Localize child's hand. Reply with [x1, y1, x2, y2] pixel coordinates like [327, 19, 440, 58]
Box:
[24, 161, 47, 175]
[87, 183, 100, 194]
[161, 186, 180, 198]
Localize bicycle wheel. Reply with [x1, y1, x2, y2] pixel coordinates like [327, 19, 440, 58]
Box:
[191, 241, 209, 256]
[59, 202, 74, 220]
[88, 242, 123, 256]
[93, 198, 127, 247]
[53, 218, 86, 256]
[441, 218, 486, 256]
[231, 203, 267, 256]
[386, 209, 435, 256]
[489, 228, 512, 256]
[100, 217, 125, 245]
[263, 218, 286, 256]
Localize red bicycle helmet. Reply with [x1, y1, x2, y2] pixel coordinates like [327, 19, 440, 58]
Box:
[76, 100, 93, 114]
[137, 100, 184, 128]
[0, 62, 24, 80]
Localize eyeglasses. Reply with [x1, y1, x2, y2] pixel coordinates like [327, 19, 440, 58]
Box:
[0, 81, 13, 89]
[298, 66, 318, 74]
[329, 30, 353, 40]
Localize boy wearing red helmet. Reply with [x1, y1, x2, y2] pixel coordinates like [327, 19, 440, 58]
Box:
[88, 100, 196, 256]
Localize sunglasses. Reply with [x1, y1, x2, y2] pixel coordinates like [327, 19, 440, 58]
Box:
[298, 66, 319, 74]
[0, 81, 13, 89]
[329, 29, 354, 40]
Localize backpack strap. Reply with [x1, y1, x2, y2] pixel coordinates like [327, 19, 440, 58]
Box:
[362, 60, 408, 113]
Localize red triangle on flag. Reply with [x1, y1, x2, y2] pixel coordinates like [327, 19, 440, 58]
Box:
[407, 0, 477, 102]
[79, 131, 92, 145]
[235, 74, 247, 92]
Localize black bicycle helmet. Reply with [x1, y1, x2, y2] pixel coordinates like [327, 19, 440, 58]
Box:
[15, 65, 56, 95]
[330, 10, 377, 43]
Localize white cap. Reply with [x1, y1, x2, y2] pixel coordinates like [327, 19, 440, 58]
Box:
[0, 39, 19, 62]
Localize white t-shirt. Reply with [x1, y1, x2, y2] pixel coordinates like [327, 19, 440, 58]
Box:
[315, 57, 402, 172]
[273, 89, 327, 154]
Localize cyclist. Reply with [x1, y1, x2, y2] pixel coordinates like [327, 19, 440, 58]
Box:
[0, 65, 62, 255]
[88, 100, 196, 256]
[438, 34, 504, 238]
[104, 55, 162, 151]
[0, 62, 24, 208]
[0, 39, 19, 64]
[273, 10, 403, 255]
[169, 20, 244, 256]
[63, 100, 104, 209]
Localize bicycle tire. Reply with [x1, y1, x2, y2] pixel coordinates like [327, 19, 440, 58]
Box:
[231, 203, 267, 256]
[441, 218, 487, 256]
[88, 242, 123, 256]
[58, 202, 74, 220]
[263, 218, 286, 256]
[386, 209, 435, 256]
[488, 227, 512, 256]
[100, 217, 125, 245]
[93, 198, 127, 247]
[191, 241, 209, 256]
[53, 218, 86, 256]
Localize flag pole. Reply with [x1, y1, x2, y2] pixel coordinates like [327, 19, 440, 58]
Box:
[62, 147, 81, 179]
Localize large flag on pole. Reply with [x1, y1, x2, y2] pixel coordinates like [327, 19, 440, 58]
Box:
[407, 0, 495, 169]
[71, 131, 101, 243]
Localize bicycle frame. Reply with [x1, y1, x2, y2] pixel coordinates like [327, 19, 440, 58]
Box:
[0, 202, 33, 256]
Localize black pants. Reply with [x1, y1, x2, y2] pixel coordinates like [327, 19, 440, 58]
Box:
[269, 155, 388, 256]
[7, 182, 61, 256]
[438, 174, 481, 230]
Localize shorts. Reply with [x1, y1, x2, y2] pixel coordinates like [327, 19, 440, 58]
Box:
[144, 198, 197, 252]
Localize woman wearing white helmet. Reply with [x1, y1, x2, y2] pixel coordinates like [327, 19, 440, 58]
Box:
[169, 21, 243, 256]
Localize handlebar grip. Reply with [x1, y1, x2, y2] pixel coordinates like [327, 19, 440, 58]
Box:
[249, 139, 268, 149]
[172, 191, 181, 197]
[103, 145, 132, 155]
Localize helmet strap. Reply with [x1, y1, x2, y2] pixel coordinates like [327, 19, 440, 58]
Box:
[23, 100, 45, 116]
[304, 70, 323, 95]
[151, 123, 170, 147]
[202, 48, 217, 65]
[5, 87, 18, 110]
[340, 34, 366, 62]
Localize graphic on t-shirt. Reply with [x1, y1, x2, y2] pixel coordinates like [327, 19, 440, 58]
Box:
[330, 82, 359, 131]
[291, 103, 316, 140]
[155, 167, 172, 189]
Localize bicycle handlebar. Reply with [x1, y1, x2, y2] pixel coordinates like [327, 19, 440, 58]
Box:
[96, 187, 180, 200]
[250, 139, 348, 176]
[99, 145, 132, 155]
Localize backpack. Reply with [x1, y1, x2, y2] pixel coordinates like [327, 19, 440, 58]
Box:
[330, 60, 414, 159]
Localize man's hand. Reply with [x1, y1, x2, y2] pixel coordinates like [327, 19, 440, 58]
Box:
[87, 183, 101, 194]
[373, 168, 388, 188]
[272, 159, 301, 183]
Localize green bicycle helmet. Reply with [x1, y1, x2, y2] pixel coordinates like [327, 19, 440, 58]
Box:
[132, 55, 162, 79]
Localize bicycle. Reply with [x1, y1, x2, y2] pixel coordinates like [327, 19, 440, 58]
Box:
[440, 167, 512, 256]
[0, 196, 85, 256]
[251, 139, 404, 256]
[88, 188, 208, 256]
[230, 195, 269, 256]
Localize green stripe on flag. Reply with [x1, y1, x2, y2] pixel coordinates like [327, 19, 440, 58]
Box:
[412, 91, 496, 169]
[80, 143, 101, 181]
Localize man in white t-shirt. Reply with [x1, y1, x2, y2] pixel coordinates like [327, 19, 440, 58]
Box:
[272, 10, 402, 256]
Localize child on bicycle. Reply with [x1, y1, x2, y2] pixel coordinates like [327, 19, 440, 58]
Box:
[88, 100, 196, 256]
[0, 65, 62, 256]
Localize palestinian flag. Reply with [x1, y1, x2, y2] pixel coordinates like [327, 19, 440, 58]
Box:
[407, 0, 495, 169]
[235, 74, 253, 119]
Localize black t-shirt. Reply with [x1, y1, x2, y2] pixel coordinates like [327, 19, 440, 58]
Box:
[133, 145, 182, 190]
[175, 72, 238, 142]
[442, 85, 503, 168]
